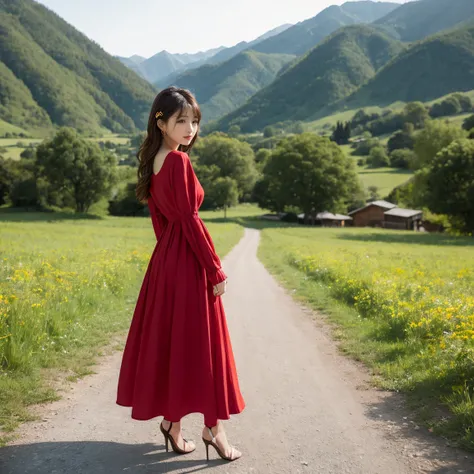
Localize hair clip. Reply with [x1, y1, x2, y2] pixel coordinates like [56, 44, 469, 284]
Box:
[155, 111, 163, 119]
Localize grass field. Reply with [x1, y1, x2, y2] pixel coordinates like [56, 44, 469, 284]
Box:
[0, 135, 132, 162]
[357, 167, 413, 196]
[0, 208, 245, 445]
[258, 225, 474, 450]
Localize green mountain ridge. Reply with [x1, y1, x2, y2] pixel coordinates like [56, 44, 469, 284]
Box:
[375, 0, 474, 41]
[213, 0, 474, 132]
[251, 1, 399, 55]
[161, 1, 399, 124]
[0, 0, 156, 134]
[168, 50, 295, 123]
[344, 23, 474, 107]
[213, 25, 405, 132]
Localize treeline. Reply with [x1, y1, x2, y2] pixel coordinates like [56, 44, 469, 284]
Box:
[3, 105, 474, 234]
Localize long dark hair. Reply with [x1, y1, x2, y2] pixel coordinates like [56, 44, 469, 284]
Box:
[136, 87, 201, 202]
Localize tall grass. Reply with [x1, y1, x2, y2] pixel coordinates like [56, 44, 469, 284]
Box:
[259, 226, 474, 450]
[0, 210, 243, 444]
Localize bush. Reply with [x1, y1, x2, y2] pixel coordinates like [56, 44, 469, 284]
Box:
[108, 182, 146, 216]
[367, 146, 389, 168]
[430, 96, 462, 118]
[353, 134, 380, 156]
[462, 114, 474, 131]
[390, 148, 416, 169]
[387, 128, 415, 153]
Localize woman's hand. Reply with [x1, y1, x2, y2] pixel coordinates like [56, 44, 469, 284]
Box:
[213, 280, 227, 297]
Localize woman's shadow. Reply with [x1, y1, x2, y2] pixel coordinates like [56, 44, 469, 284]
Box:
[0, 441, 222, 473]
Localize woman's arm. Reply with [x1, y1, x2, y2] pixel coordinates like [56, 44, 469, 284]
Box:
[171, 151, 227, 286]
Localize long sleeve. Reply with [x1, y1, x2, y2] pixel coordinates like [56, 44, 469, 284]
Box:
[148, 196, 167, 241]
[172, 152, 227, 286]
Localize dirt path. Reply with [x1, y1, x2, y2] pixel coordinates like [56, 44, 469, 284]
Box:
[1, 228, 474, 473]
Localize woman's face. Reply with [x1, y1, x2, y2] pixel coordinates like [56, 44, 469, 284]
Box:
[160, 106, 199, 147]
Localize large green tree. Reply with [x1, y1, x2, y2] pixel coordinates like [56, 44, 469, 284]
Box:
[36, 128, 118, 212]
[413, 120, 466, 169]
[423, 139, 474, 233]
[257, 133, 361, 214]
[194, 134, 257, 200]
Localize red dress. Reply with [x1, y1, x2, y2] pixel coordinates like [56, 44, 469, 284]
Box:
[116, 150, 245, 426]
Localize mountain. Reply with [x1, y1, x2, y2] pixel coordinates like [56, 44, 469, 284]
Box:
[214, 25, 404, 132]
[249, 1, 400, 56]
[116, 55, 147, 78]
[375, 0, 474, 41]
[0, 0, 156, 134]
[126, 24, 291, 86]
[121, 46, 226, 84]
[203, 24, 292, 66]
[168, 50, 294, 123]
[344, 23, 474, 107]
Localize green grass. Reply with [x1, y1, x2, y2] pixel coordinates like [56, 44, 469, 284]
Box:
[0, 138, 43, 147]
[0, 208, 245, 445]
[88, 135, 131, 145]
[2, 146, 24, 161]
[357, 167, 413, 196]
[0, 120, 29, 137]
[258, 226, 474, 451]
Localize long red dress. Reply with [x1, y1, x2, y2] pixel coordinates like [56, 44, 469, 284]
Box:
[116, 150, 245, 426]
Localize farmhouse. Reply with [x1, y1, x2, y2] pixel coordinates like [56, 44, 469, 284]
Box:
[349, 200, 423, 230]
[348, 200, 396, 227]
[297, 212, 352, 227]
[384, 208, 423, 230]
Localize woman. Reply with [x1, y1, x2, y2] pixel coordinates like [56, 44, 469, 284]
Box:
[116, 87, 245, 462]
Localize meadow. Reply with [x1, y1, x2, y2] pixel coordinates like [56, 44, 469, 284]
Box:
[258, 225, 474, 450]
[0, 208, 244, 445]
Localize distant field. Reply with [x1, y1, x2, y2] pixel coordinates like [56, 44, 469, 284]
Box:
[358, 167, 412, 196]
[0, 120, 29, 137]
[0, 135, 132, 162]
[307, 90, 474, 134]
[88, 135, 131, 145]
[339, 144, 413, 195]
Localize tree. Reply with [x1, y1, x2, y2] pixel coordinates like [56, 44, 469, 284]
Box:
[20, 147, 36, 160]
[352, 133, 380, 156]
[390, 149, 416, 169]
[108, 182, 146, 216]
[228, 125, 241, 138]
[0, 158, 13, 205]
[424, 139, 474, 233]
[130, 132, 146, 150]
[367, 146, 390, 168]
[263, 126, 276, 138]
[368, 185, 380, 201]
[430, 96, 462, 118]
[462, 114, 474, 131]
[210, 177, 239, 218]
[194, 135, 257, 201]
[387, 128, 415, 153]
[452, 93, 473, 112]
[36, 128, 118, 213]
[258, 133, 361, 215]
[403, 102, 429, 129]
[413, 120, 466, 169]
[331, 121, 351, 145]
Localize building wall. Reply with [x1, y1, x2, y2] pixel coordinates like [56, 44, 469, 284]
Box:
[352, 205, 387, 227]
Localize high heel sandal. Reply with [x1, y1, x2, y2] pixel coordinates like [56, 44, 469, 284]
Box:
[160, 421, 195, 455]
[202, 426, 240, 462]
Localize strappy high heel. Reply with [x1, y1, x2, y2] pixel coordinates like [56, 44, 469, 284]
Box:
[202, 426, 241, 462]
[160, 421, 195, 455]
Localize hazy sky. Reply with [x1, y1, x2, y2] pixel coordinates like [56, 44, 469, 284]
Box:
[36, 0, 410, 58]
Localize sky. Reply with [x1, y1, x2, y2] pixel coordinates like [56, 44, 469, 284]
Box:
[36, 0, 410, 58]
